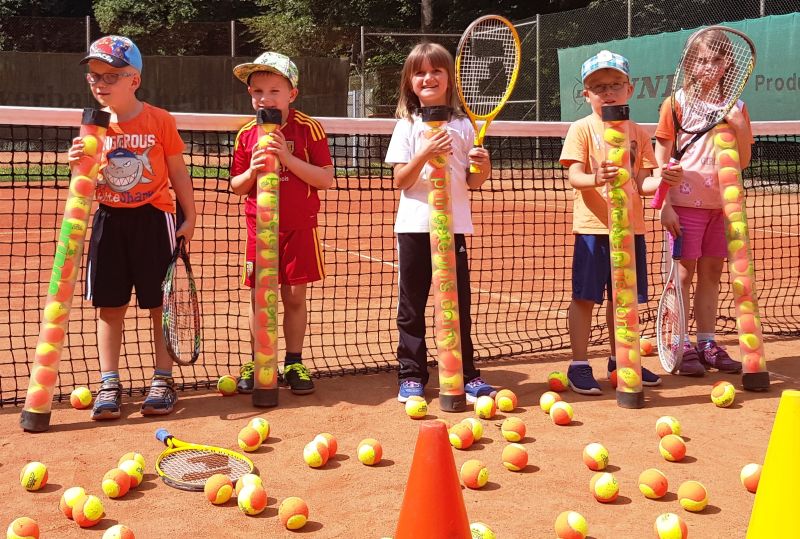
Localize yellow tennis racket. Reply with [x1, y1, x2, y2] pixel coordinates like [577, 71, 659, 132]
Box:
[455, 14, 522, 173]
[154, 428, 255, 491]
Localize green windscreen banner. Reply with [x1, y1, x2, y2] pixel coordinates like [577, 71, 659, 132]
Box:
[558, 13, 799, 122]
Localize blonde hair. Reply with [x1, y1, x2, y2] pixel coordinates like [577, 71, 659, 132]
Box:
[686, 29, 733, 98]
[395, 42, 463, 120]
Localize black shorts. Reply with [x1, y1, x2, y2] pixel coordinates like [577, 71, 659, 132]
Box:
[86, 204, 176, 309]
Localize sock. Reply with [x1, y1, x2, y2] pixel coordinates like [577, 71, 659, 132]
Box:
[609, 355, 617, 364]
[101, 371, 120, 383]
[284, 352, 302, 366]
[697, 333, 715, 347]
[154, 368, 172, 379]
[570, 360, 589, 366]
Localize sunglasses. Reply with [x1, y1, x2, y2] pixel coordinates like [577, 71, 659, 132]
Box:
[86, 72, 134, 85]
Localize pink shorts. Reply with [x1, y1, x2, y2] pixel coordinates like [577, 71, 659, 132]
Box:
[243, 223, 325, 287]
[670, 206, 728, 260]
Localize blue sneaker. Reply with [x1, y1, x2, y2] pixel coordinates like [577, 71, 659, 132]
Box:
[464, 377, 496, 404]
[141, 377, 178, 416]
[91, 378, 122, 420]
[397, 380, 425, 403]
[607, 359, 662, 387]
[568, 364, 602, 395]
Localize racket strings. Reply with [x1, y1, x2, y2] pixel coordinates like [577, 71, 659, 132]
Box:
[158, 448, 252, 487]
[458, 19, 518, 116]
[163, 256, 201, 362]
[658, 286, 684, 360]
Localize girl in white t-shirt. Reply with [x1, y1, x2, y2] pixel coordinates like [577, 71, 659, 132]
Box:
[384, 42, 495, 404]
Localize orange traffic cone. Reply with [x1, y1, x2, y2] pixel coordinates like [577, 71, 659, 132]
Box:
[395, 421, 471, 539]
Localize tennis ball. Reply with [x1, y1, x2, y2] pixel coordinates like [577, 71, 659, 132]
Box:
[717, 148, 740, 168]
[65, 196, 91, 221]
[610, 167, 630, 188]
[469, 522, 496, 539]
[404, 395, 428, 419]
[43, 300, 69, 324]
[24, 384, 51, 411]
[249, 417, 271, 442]
[238, 426, 262, 452]
[655, 416, 682, 438]
[474, 395, 496, 419]
[82, 134, 99, 156]
[73, 494, 104, 528]
[659, 434, 687, 462]
[607, 146, 628, 166]
[460, 459, 489, 489]
[554, 510, 588, 539]
[19, 461, 47, 491]
[101, 468, 131, 499]
[256, 191, 277, 209]
[723, 185, 742, 203]
[234, 473, 263, 496]
[501, 417, 526, 442]
[60, 486, 87, 519]
[739, 299, 757, 315]
[357, 438, 382, 465]
[616, 367, 640, 388]
[539, 391, 561, 413]
[603, 127, 626, 146]
[549, 401, 574, 425]
[119, 459, 144, 488]
[740, 332, 761, 353]
[740, 463, 762, 493]
[654, 513, 688, 539]
[677, 480, 709, 512]
[638, 468, 669, 499]
[494, 389, 518, 412]
[460, 417, 484, 441]
[313, 432, 337, 458]
[6, 517, 39, 539]
[711, 381, 736, 407]
[732, 276, 752, 297]
[279, 496, 309, 530]
[449, 423, 475, 450]
[590, 472, 619, 503]
[640, 338, 654, 356]
[501, 443, 528, 471]
[117, 452, 145, 469]
[204, 473, 234, 505]
[714, 130, 736, 148]
[303, 439, 329, 468]
[69, 386, 92, 409]
[102, 524, 135, 539]
[582, 443, 609, 471]
[217, 375, 237, 396]
[238, 483, 268, 516]
[31, 365, 57, 388]
[547, 371, 569, 392]
[69, 175, 95, 198]
[739, 313, 760, 335]
[41, 323, 65, 345]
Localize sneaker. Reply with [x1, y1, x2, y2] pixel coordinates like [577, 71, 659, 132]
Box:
[141, 377, 178, 416]
[91, 378, 122, 420]
[676, 343, 706, 377]
[283, 363, 315, 395]
[568, 364, 602, 395]
[465, 377, 497, 404]
[397, 380, 425, 403]
[237, 361, 254, 394]
[698, 340, 742, 374]
[607, 359, 662, 387]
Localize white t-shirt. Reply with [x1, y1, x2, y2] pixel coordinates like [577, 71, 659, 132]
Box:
[385, 115, 475, 234]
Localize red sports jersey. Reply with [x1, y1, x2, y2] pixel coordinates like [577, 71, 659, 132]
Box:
[231, 108, 333, 230]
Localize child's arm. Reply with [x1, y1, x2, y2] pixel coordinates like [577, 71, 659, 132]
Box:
[267, 130, 334, 190]
[567, 160, 618, 190]
[230, 146, 265, 196]
[466, 147, 491, 189]
[393, 130, 452, 190]
[725, 107, 753, 168]
[167, 154, 197, 241]
[640, 137, 682, 195]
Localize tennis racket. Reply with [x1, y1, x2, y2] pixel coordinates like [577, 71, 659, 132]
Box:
[455, 14, 521, 173]
[154, 428, 255, 491]
[162, 206, 201, 365]
[651, 25, 756, 209]
[656, 235, 685, 373]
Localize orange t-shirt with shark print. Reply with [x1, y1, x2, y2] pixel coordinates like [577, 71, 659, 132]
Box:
[94, 102, 185, 213]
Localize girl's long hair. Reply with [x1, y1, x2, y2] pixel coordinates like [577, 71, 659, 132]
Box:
[395, 42, 464, 120]
[685, 29, 733, 101]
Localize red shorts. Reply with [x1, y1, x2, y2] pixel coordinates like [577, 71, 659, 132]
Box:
[243, 222, 325, 287]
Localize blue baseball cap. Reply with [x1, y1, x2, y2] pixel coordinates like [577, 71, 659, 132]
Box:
[581, 50, 629, 82]
[81, 36, 143, 72]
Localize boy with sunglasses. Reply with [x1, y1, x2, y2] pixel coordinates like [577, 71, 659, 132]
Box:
[67, 35, 196, 420]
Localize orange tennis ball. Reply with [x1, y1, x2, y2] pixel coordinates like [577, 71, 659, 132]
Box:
[101, 468, 131, 499]
[43, 300, 69, 323]
[217, 375, 237, 396]
[554, 510, 588, 539]
[460, 459, 489, 489]
[474, 395, 496, 419]
[238, 484, 268, 516]
[550, 400, 573, 425]
[6, 517, 39, 539]
[303, 439, 329, 468]
[404, 395, 428, 419]
[70, 386, 92, 409]
[117, 452, 145, 468]
[102, 524, 135, 539]
[539, 391, 561, 413]
[73, 494, 104, 528]
[547, 371, 569, 392]
[449, 423, 475, 450]
[31, 365, 57, 388]
[640, 338, 654, 356]
[279, 496, 309, 530]
[249, 417, 271, 442]
[582, 443, 609, 471]
[41, 323, 65, 345]
[204, 473, 234, 504]
[460, 417, 484, 441]
[590, 472, 619, 503]
[69, 175, 95, 197]
[740, 332, 760, 353]
[717, 148, 740, 168]
[711, 381, 736, 407]
[19, 461, 47, 491]
[740, 463, 762, 493]
[494, 389, 518, 412]
[677, 480, 708, 512]
[501, 443, 528, 471]
[659, 434, 687, 462]
[313, 432, 337, 458]
[500, 417, 526, 442]
[238, 426, 262, 452]
[357, 438, 382, 465]
[60, 486, 87, 519]
[714, 131, 737, 149]
[655, 416, 682, 438]
[234, 473, 263, 496]
[654, 513, 688, 539]
[118, 459, 144, 488]
[638, 468, 669, 499]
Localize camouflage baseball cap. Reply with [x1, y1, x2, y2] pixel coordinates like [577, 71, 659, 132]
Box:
[233, 52, 299, 88]
[581, 50, 629, 82]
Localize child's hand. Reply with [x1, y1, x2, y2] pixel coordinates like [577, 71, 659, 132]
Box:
[594, 160, 618, 186]
[467, 147, 490, 172]
[175, 215, 196, 242]
[420, 130, 452, 160]
[725, 107, 747, 131]
[660, 162, 682, 186]
[660, 205, 682, 238]
[249, 146, 268, 176]
[265, 129, 292, 162]
[67, 137, 86, 168]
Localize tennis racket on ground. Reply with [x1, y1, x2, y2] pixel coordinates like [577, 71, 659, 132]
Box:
[455, 14, 521, 173]
[154, 428, 255, 491]
[656, 236, 686, 373]
[651, 25, 756, 209]
[162, 206, 201, 365]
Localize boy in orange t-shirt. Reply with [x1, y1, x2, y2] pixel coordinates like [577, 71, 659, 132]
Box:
[68, 36, 196, 419]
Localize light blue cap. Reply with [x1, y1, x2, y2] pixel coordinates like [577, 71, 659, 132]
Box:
[581, 50, 629, 82]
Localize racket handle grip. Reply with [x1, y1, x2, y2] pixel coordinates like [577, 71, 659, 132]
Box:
[155, 428, 172, 444]
[650, 158, 680, 209]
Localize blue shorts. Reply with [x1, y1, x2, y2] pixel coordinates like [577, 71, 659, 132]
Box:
[572, 234, 648, 305]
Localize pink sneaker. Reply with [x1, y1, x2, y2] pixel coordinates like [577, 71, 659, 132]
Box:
[698, 341, 742, 374]
[677, 344, 706, 377]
